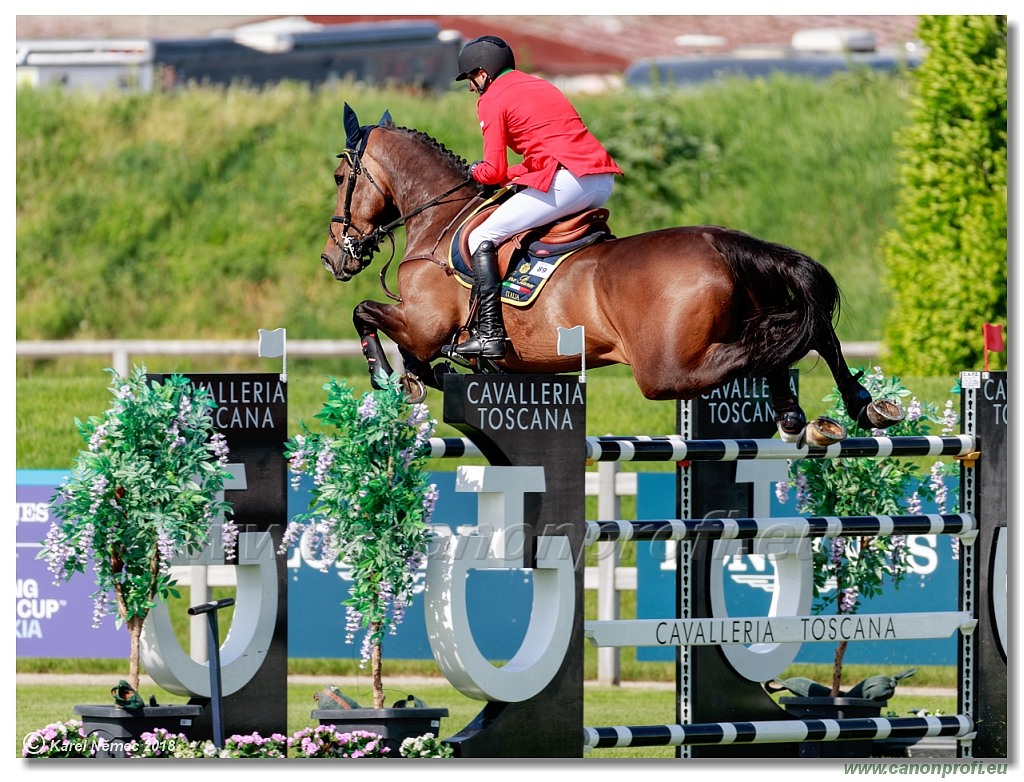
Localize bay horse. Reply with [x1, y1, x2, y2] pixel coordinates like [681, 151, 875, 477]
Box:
[320, 105, 903, 443]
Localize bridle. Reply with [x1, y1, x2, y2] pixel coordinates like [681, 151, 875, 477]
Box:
[327, 140, 476, 300]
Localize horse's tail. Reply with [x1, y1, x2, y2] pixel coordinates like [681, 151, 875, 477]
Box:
[707, 229, 840, 378]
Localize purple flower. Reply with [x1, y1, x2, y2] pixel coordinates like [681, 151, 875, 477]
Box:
[156, 529, 177, 571]
[890, 535, 907, 577]
[91, 596, 110, 628]
[88, 475, 108, 513]
[906, 398, 922, 422]
[830, 537, 846, 566]
[177, 393, 193, 420]
[210, 432, 230, 464]
[314, 448, 335, 487]
[907, 491, 922, 515]
[940, 400, 958, 435]
[278, 520, 305, 554]
[774, 479, 790, 505]
[88, 422, 108, 452]
[794, 472, 811, 512]
[422, 484, 439, 518]
[358, 394, 378, 420]
[42, 523, 78, 582]
[221, 519, 239, 560]
[930, 462, 948, 513]
[839, 585, 860, 613]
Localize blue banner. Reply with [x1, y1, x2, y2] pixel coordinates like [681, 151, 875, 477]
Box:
[16, 471, 130, 658]
[635, 472, 960, 665]
[16, 470, 533, 662]
[284, 472, 533, 661]
[17, 469, 959, 666]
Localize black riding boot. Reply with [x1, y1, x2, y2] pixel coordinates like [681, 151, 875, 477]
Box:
[455, 241, 508, 359]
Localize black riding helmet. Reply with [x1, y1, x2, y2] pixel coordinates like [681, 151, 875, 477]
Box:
[455, 35, 516, 82]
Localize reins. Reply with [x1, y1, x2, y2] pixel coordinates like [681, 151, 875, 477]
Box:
[329, 143, 476, 302]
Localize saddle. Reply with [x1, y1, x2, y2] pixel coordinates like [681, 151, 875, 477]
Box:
[455, 203, 612, 279]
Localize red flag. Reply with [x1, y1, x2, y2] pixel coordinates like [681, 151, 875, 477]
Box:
[984, 323, 1005, 352]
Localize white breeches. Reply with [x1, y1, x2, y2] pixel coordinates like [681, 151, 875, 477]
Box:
[468, 169, 615, 255]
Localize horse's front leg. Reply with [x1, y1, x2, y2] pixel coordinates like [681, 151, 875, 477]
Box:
[353, 300, 432, 402]
[353, 303, 396, 389]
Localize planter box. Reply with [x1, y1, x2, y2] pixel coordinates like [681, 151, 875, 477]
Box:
[312, 707, 449, 755]
[779, 696, 885, 759]
[73, 704, 205, 758]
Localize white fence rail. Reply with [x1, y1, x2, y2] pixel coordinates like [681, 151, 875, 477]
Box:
[15, 338, 404, 377]
[15, 339, 881, 378]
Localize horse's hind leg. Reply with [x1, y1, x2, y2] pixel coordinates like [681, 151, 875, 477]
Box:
[768, 369, 807, 443]
[814, 328, 905, 430]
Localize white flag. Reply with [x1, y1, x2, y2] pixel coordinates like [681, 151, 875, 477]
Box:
[557, 325, 585, 356]
[258, 328, 286, 358]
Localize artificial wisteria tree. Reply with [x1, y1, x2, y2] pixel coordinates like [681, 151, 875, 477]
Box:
[281, 373, 437, 709]
[40, 367, 233, 692]
[778, 367, 960, 696]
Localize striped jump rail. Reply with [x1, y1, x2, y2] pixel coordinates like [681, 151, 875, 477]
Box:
[427, 438, 483, 458]
[585, 514, 978, 544]
[583, 714, 975, 750]
[425, 435, 978, 462]
[585, 434, 978, 462]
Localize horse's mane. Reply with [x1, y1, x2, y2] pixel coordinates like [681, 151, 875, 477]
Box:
[393, 125, 487, 195]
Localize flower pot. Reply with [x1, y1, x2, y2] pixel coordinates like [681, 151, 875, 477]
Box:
[73, 704, 205, 758]
[779, 696, 885, 758]
[311, 707, 449, 755]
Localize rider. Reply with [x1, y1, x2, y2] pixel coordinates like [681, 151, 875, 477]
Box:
[454, 35, 623, 359]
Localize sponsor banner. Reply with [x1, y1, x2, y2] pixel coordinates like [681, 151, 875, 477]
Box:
[285, 472, 533, 660]
[16, 470, 531, 661]
[18, 469, 959, 664]
[16, 473, 129, 658]
[636, 472, 961, 665]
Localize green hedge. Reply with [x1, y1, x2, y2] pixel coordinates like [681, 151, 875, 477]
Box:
[882, 15, 1008, 374]
[17, 73, 912, 345]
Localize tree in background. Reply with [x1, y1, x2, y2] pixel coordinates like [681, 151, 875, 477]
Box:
[881, 16, 1007, 375]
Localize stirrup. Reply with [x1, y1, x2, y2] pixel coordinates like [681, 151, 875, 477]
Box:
[454, 336, 507, 359]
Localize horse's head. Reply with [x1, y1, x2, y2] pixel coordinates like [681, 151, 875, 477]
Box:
[321, 104, 398, 281]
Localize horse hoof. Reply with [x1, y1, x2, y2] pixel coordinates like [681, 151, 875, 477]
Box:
[432, 363, 455, 389]
[776, 410, 807, 443]
[864, 399, 906, 429]
[778, 424, 804, 444]
[400, 374, 427, 404]
[800, 416, 847, 448]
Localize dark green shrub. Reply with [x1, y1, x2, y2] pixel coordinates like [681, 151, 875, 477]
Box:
[881, 16, 1007, 374]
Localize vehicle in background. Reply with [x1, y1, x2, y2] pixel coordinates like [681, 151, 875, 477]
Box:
[625, 27, 924, 90]
[16, 19, 462, 93]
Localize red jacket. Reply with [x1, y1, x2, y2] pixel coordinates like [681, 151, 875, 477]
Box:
[471, 70, 622, 192]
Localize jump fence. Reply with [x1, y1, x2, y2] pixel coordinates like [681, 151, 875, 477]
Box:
[421, 370, 1006, 759]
